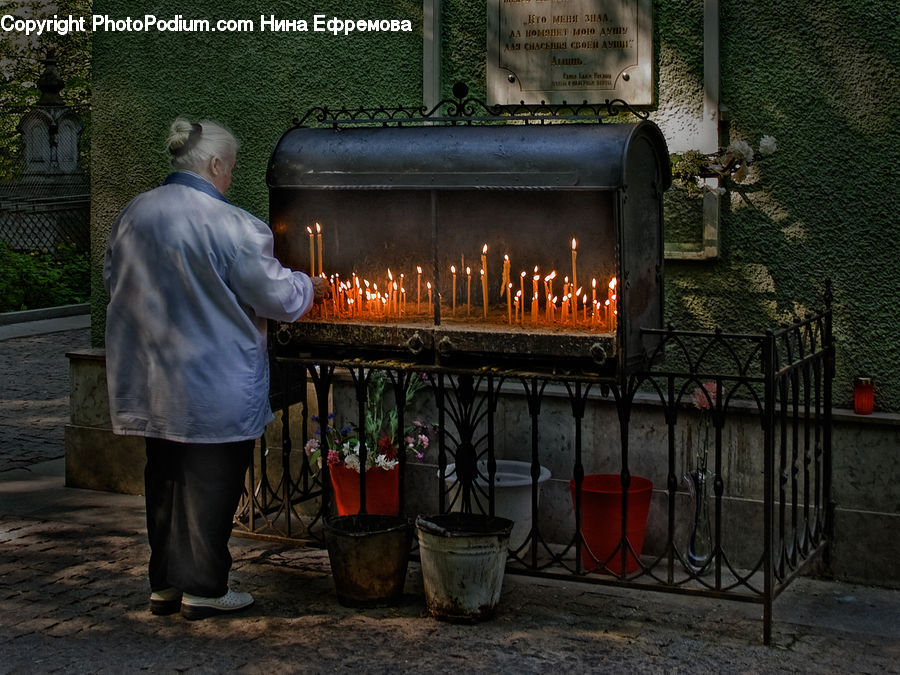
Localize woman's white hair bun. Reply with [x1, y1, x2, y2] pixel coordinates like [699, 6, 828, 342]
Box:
[166, 117, 237, 171]
[167, 117, 195, 156]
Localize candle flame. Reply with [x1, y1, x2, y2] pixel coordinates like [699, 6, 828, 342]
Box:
[533, 265, 539, 273]
[609, 277, 617, 289]
[450, 265, 456, 274]
[466, 266, 471, 275]
[315, 222, 321, 233]
[504, 254, 509, 262]
[426, 281, 432, 290]
[387, 268, 393, 280]
[306, 226, 313, 235]
[482, 244, 488, 254]
[520, 270, 526, 278]
[417, 266, 423, 274]
[572, 238, 577, 250]
[480, 268, 485, 277]
[592, 278, 597, 288]
[545, 271, 557, 281]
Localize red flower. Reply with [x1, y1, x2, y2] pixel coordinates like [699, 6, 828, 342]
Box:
[377, 434, 398, 460]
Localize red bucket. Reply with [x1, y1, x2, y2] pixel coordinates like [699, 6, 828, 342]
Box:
[570, 474, 653, 574]
[330, 465, 400, 516]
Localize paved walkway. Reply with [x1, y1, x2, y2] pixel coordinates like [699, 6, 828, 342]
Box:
[1, 317, 899, 672]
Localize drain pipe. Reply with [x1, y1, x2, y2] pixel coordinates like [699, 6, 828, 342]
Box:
[423, 0, 442, 112]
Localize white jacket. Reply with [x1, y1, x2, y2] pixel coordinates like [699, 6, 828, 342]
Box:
[103, 172, 314, 442]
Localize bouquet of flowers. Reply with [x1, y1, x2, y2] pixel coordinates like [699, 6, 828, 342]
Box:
[304, 371, 435, 473]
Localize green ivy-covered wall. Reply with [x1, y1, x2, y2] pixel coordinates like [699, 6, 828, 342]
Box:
[90, 0, 425, 339]
[92, 1, 899, 412]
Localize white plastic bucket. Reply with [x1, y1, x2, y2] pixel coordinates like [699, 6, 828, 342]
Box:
[442, 459, 551, 551]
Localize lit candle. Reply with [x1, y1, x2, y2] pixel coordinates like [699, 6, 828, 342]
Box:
[574, 287, 582, 324]
[571, 238, 578, 296]
[426, 281, 432, 310]
[608, 277, 617, 331]
[400, 274, 405, 315]
[582, 293, 588, 322]
[515, 290, 521, 323]
[519, 271, 526, 310]
[466, 266, 472, 317]
[393, 281, 399, 316]
[307, 226, 315, 275]
[507, 282, 513, 324]
[316, 222, 323, 277]
[502, 254, 510, 297]
[481, 268, 488, 319]
[544, 271, 557, 320]
[450, 265, 457, 316]
[481, 245, 488, 317]
[591, 278, 597, 322]
[387, 269, 394, 316]
[416, 266, 422, 314]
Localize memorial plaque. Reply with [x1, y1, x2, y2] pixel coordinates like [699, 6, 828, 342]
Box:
[487, 0, 653, 106]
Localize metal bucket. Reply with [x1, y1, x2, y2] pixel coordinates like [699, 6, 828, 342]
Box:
[415, 513, 514, 622]
[324, 514, 413, 607]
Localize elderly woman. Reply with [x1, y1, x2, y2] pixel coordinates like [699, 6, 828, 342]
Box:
[104, 118, 324, 619]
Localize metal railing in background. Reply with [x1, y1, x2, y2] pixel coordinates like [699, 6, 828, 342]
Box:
[0, 194, 90, 252]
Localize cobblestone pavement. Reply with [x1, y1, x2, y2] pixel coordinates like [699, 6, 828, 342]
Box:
[0, 328, 90, 473]
[1, 475, 899, 674]
[1, 320, 899, 672]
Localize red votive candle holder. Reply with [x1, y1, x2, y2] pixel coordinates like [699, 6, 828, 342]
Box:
[853, 377, 874, 415]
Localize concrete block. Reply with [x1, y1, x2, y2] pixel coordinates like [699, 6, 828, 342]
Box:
[64, 424, 145, 495]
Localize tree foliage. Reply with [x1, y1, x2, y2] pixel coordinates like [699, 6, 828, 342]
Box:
[0, 0, 92, 182]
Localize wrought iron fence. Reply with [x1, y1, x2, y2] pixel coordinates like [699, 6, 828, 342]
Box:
[236, 286, 833, 643]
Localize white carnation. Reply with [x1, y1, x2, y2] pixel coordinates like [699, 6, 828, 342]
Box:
[344, 453, 361, 472]
[375, 455, 398, 471]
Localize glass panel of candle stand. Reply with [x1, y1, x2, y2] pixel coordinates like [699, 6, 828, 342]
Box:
[270, 189, 618, 334]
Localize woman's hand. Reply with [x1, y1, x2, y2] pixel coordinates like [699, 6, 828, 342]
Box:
[311, 276, 329, 302]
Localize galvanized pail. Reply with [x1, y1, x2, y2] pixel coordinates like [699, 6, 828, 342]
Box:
[415, 513, 513, 622]
[324, 514, 413, 607]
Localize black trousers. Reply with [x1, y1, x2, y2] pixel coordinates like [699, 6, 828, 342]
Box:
[144, 437, 253, 598]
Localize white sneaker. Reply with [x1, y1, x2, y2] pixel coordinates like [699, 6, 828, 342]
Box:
[181, 588, 254, 620]
[149, 587, 182, 615]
